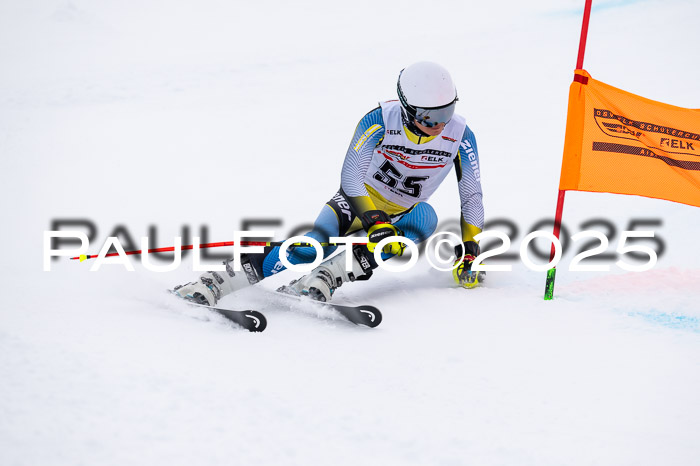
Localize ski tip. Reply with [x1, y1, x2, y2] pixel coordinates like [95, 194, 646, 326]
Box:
[336, 305, 382, 328]
[244, 310, 267, 332]
[358, 306, 382, 328]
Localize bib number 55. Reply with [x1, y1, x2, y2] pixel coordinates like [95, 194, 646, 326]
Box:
[373, 160, 427, 198]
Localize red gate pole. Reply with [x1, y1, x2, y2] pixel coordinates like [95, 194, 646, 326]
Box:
[544, 0, 593, 300]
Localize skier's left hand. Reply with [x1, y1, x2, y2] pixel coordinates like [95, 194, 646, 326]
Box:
[453, 241, 484, 288]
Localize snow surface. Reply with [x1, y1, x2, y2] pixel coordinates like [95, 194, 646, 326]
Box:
[1, 1, 700, 465]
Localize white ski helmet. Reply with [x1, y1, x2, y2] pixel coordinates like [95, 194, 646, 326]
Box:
[397, 61, 458, 127]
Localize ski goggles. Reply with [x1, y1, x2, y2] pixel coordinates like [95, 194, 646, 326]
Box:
[414, 99, 458, 127]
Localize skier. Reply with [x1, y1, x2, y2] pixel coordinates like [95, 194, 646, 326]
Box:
[174, 61, 484, 305]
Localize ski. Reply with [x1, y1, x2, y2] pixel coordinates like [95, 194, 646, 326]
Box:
[168, 290, 267, 332]
[275, 286, 382, 328]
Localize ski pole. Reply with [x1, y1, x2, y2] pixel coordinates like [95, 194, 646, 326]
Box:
[70, 239, 367, 262]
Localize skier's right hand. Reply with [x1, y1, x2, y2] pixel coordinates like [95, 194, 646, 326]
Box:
[361, 210, 404, 256]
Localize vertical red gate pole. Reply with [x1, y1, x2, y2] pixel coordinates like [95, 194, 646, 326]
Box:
[544, 0, 593, 300]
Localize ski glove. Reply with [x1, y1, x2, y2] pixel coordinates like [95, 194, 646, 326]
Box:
[453, 241, 484, 289]
[361, 210, 405, 256]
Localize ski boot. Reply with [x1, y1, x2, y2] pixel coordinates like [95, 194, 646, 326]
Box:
[173, 255, 263, 306]
[279, 245, 376, 302]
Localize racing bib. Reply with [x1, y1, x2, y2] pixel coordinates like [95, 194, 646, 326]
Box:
[365, 100, 466, 207]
